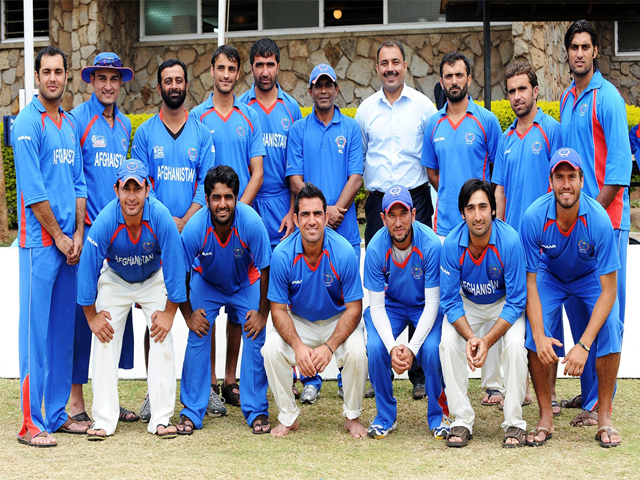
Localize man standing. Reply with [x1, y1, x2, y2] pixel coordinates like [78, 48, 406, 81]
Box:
[191, 45, 266, 409]
[422, 52, 504, 407]
[522, 148, 622, 447]
[363, 185, 448, 439]
[77, 159, 186, 440]
[439, 179, 528, 448]
[558, 19, 632, 424]
[14, 46, 88, 447]
[68, 52, 138, 425]
[178, 166, 272, 435]
[263, 183, 368, 438]
[131, 58, 216, 419]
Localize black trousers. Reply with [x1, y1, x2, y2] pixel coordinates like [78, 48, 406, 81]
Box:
[363, 183, 434, 387]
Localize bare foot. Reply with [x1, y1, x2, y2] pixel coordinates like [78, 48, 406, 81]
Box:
[271, 418, 299, 437]
[344, 418, 367, 439]
[156, 424, 177, 436]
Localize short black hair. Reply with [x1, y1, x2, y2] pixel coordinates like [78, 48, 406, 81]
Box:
[376, 40, 405, 63]
[35, 46, 67, 74]
[458, 179, 496, 221]
[294, 182, 327, 215]
[204, 165, 240, 198]
[440, 52, 470, 78]
[211, 45, 241, 67]
[564, 19, 599, 71]
[250, 38, 280, 65]
[157, 59, 188, 85]
[505, 62, 538, 89]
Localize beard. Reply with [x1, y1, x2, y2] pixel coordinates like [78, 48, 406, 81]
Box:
[161, 87, 187, 109]
[443, 82, 468, 103]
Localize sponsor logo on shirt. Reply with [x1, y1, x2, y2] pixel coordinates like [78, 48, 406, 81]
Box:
[335, 135, 346, 154]
[488, 264, 502, 278]
[87, 236, 98, 247]
[52, 148, 75, 165]
[465, 132, 475, 145]
[323, 271, 334, 286]
[531, 141, 542, 155]
[541, 244, 556, 249]
[188, 147, 198, 162]
[292, 279, 302, 285]
[153, 145, 164, 159]
[281, 117, 290, 131]
[201, 252, 212, 256]
[211, 145, 215, 153]
[434, 137, 445, 143]
[143, 241, 155, 253]
[440, 265, 450, 276]
[411, 264, 422, 280]
[91, 135, 106, 148]
[17, 135, 31, 141]
[577, 238, 590, 253]
[579, 103, 589, 116]
[233, 247, 244, 258]
[236, 125, 246, 137]
[504, 149, 511, 155]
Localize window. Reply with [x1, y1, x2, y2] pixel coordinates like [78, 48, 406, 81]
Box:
[616, 21, 640, 56]
[202, 0, 258, 33]
[324, 1, 382, 28]
[2, 0, 49, 41]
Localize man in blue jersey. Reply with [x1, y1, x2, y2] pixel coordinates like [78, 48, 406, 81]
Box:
[522, 148, 622, 448]
[14, 46, 88, 447]
[422, 52, 504, 408]
[558, 19, 632, 426]
[68, 51, 138, 426]
[191, 45, 266, 410]
[132, 58, 217, 418]
[630, 124, 639, 157]
[439, 179, 528, 448]
[492, 62, 561, 413]
[177, 165, 272, 435]
[363, 185, 448, 439]
[263, 183, 368, 438]
[77, 159, 186, 441]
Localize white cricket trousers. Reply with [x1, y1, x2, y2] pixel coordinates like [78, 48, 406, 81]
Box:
[91, 268, 176, 435]
[439, 295, 527, 433]
[262, 311, 368, 427]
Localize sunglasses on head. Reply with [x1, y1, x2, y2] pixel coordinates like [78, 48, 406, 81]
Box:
[95, 57, 123, 68]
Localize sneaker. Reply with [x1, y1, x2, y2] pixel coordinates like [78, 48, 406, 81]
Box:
[367, 421, 397, 439]
[337, 386, 344, 399]
[412, 383, 426, 400]
[140, 394, 151, 423]
[207, 386, 228, 417]
[432, 415, 451, 439]
[300, 385, 319, 405]
[364, 385, 375, 399]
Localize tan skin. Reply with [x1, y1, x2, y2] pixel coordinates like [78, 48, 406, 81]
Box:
[250, 53, 295, 241]
[269, 197, 366, 439]
[427, 60, 472, 191]
[447, 190, 521, 445]
[380, 204, 418, 374]
[289, 76, 363, 230]
[526, 163, 620, 445]
[25, 54, 88, 444]
[376, 45, 407, 105]
[85, 179, 178, 438]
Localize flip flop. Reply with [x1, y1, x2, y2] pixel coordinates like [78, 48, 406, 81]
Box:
[595, 427, 621, 448]
[570, 409, 598, 427]
[526, 427, 552, 447]
[72, 412, 93, 424]
[86, 428, 107, 442]
[17, 431, 57, 448]
[177, 415, 194, 436]
[119, 406, 140, 423]
[481, 389, 503, 406]
[251, 414, 272, 435]
[156, 424, 177, 439]
[551, 400, 561, 417]
[55, 417, 88, 435]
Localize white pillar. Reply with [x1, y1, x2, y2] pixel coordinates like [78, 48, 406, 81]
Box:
[22, 0, 35, 108]
[217, 0, 226, 46]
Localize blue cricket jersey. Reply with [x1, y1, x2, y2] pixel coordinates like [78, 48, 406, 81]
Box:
[421, 97, 501, 236]
[630, 124, 639, 156]
[131, 109, 214, 218]
[181, 202, 271, 296]
[492, 108, 561, 233]
[190, 94, 265, 198]
[285, 107, 363, 247]
[521, 192, 620, 282]
[77, 196, 187, 305]
[12, 96, 86, 248]
[238, 84, 302, 198]
[69, 93, 131, 225]
[559, 70, 632, 230]
[440, 219, 526, 324]
[269, 228, 363, 321]
[364, 221, 441, 309]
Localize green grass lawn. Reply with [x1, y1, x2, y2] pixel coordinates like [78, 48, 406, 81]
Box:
[1, 378, 638, 479]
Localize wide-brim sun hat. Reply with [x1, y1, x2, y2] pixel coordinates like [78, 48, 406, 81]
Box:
[81, 52, 134, 83]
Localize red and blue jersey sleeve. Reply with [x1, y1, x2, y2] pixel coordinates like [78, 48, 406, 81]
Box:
[267, 240, 292, 305]
[630, 124, 640, 156]
[439, 226, 466, 324]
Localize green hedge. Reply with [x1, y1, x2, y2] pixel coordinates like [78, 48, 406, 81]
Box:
[2, 101, 640, 229]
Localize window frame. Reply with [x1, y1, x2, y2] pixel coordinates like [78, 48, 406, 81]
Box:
[614, 21, 640, 57]
[1, 0, 49, 43]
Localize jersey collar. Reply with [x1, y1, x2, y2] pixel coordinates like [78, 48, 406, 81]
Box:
[508, 107, 545, 131]
[378, 83, 409, 108]
[438, 95, 476, 117]
[31, 95, 63, 115]
[205, 92, 241, 110]
[115, 197, 151, 224]
[546, 192, 588, 221]
[311, 105, 342, 126]
[568, 70, 603, 101]
[88, 92, 121, 118]
[459, 219, 498, 248]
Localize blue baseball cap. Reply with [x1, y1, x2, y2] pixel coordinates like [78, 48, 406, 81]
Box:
[117, 159, 148, 186]
[81, 52, 134, 83]
[309, 63, 337, 86]
[549, 147, 583, 173]
[382, 185, 413, 212]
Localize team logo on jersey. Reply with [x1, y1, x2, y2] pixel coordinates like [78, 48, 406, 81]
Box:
[281, 117, 290, 131]
[388, 186, 402, 196]
[236, 125, 246, 137]
[465, 132, 475, 145]
[143, 241, 154, 253]
[557, 148, 571, 158]
[577, 238, 590, 253]
[323, 270, 333, 287]
[411, 264, 422, 280]
[579, 103, 589, 116]
[335, 135, 346, 154]
[121, 138, 128, 151]
[531, 141, 542, 155]
[153, 145, 164, 159]
[488, 264, 502, 278]
[233, 247, 244, 258]
[188, 147, 198, 162]
[91, 135, 106, 148]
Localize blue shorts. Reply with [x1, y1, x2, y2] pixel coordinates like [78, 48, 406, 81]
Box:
[253, 193, 291, 249]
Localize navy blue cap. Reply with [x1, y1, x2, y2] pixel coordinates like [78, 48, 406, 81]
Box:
[309, 63, 337, 86]
[117, 159, 148, 186]
[382, 185, 413, 212]
[550, 147, 583, 173]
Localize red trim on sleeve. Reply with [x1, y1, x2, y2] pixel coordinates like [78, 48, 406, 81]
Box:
[85, 211, 92, 226]
[543, 219, 555, 232]
[430, 117, 447, 141]
[142, 221, 157, 240]
[116, 116, 130, 137]
[19, 193, 26, 247]
[80, 115, 100, 147]
[110, 224, 127, 244]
